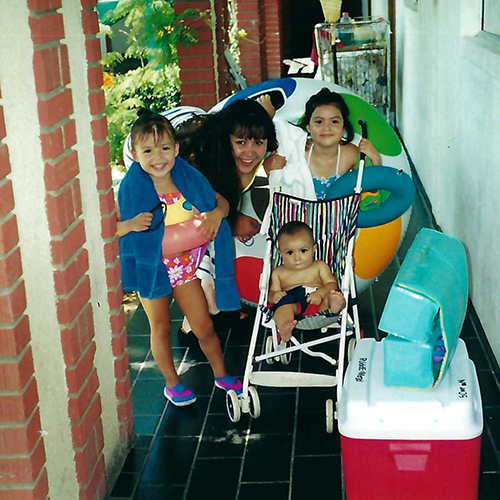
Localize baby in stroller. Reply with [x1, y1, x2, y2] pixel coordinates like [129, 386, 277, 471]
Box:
[269, 221, 346, 341]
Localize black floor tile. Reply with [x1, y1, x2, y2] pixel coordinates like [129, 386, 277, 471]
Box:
[157, 396, 210, 437]
[478, 370, 500, 408]
[481, 429, 500, 473]
[466, 337, 492, 372]
[242, 434, 293, 482]
[109, 472, 139, 498]
[134, 435, 153, 448]
[291, 455, 342, 499]
[238, 482, 290, 500]
[127, 335, 151, 364]
[295, 410, 341, 456]
[133, 484, 184, 500]
[179, 362, 217, 397]
[139, 436, 198, 486]
[222, 344, 250, 378]
[121, 447, 148, 474]
[478, 472, 500, 500]
[132, 379, 167, 416]
[249, 392, 296, 434]
[133, 415, 162, 436]
[186, 457, 241, 499]
[197, 414, 248, 458]
[484, 406, 500, 457]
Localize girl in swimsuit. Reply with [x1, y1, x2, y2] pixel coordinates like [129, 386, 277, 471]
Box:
[259, 88, 381, 200]
[116, 112, 242, 406]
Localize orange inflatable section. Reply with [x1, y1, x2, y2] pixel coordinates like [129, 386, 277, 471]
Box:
[353, 218, 403, 279]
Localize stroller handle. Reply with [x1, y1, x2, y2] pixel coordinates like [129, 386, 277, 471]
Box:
[358, 119, 368, 161]
[355, 120, 368, 194]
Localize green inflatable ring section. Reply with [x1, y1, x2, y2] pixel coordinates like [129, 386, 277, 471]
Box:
[341, 93, 402, 157]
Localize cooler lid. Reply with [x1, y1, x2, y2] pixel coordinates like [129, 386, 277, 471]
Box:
[338, 338, 483, 440]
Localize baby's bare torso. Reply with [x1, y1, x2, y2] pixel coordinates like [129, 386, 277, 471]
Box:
[275, 261, 327, 292]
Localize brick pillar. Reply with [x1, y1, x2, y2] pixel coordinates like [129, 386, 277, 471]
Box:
[0, 1, 131, 498]
[175, 0, 234, 110]
[237, 0, 283, 86]
[0, 88, 49, 499]
[262, 0, 282, 79]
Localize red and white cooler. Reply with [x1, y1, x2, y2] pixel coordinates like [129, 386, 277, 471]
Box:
[338, 338, 483, 500]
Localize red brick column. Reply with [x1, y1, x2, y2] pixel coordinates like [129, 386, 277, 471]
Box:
[0, 88, 49, 500]
[0, 0, 131, 498]
[29, 1, 107, 499]
[237, 0, 282, 86]
[175, 0, 234, 110]
[262, 0, 282, 79]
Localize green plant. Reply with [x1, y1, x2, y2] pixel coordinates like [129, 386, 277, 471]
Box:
[100, 0, 207, 166]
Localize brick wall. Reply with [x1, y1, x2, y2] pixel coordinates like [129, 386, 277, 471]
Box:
[236, 0, 282, 86]
[0, 82, 49, 500]
[175, 0, 284, 106]
[0, 1, 131, 498]
[175, 0, 235, 110]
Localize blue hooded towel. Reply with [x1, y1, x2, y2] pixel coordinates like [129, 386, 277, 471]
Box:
[118, 157, 241, 311]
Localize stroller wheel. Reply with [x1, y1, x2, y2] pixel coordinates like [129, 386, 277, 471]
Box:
[347, 338, 357, 363]
[265, 336, 276, 364]
[279, 341, 292, 365]
[226, 390, 241, 423]
[247, 386, 261, 419]
[326, 399, 334, 434]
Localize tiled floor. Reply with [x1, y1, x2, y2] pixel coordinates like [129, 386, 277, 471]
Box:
[109, 176, 500, 499]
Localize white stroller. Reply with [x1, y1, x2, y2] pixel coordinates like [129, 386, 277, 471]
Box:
[225, 153, 367, 432]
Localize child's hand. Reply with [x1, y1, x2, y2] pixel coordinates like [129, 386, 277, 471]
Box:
[256, 94, 275, 118]
[306, 290, 323, 305]
[263, 151, 287, 176]
[234, 214, 261, 243]
[130, 212, 154, 232]
[269, 290, 286, 304]
[198, 208, 223, 240]
[358, 139, 381, 165]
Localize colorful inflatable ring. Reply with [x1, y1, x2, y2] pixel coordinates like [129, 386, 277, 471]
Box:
[328, 166, 415, 228]
[161, 216, 209, 256]
[212, 78, 414, 298]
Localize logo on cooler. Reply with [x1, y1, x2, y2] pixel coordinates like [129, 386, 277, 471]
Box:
[355, 357, 368, 382]
[457, 379, 468, 399]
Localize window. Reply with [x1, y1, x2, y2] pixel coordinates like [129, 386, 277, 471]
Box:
[483, 0, 500, 37]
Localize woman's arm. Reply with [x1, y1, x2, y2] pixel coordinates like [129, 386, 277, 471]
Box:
[198, 191, 230, 239]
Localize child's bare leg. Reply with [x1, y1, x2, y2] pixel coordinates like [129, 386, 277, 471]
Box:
[173, 279, 226, 378]
[273, 303, 298, 342]
[324, 289, 346, 313]
[139, 295, 180, 388]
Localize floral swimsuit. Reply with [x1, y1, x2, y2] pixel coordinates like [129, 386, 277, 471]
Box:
[160, 192, 203, 288]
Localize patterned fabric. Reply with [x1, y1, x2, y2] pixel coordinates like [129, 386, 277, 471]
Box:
[312, 175, 341, 200]
[269, 191, 360, 293]
[163, 251, 198, 288]
[160, 191, 194, 225]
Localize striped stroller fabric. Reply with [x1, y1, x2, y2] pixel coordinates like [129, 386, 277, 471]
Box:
[269, 191, 361, 288]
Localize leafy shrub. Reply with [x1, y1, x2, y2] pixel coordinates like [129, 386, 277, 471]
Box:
[100, 0, 207, 167]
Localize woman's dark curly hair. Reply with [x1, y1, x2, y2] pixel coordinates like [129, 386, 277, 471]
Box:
[299, 88, 354, 144]
[178, 99, 278, 229]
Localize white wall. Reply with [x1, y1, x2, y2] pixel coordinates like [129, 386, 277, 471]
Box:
[395, 0, 500, 362]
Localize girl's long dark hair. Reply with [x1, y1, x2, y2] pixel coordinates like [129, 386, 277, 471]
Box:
[178, 99, 277, 228]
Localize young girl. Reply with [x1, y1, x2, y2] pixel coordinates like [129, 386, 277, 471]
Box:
[258, 88, 381, 200]
[117, 111, 242, 406]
